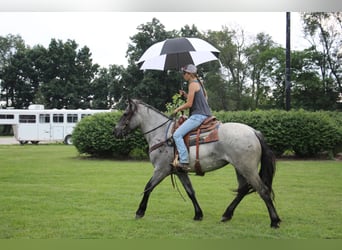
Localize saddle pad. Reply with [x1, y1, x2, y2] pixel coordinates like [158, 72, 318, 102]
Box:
[188, 125, 220, 147]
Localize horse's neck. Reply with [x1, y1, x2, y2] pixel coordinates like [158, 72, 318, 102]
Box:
[139, 106, 169, 143]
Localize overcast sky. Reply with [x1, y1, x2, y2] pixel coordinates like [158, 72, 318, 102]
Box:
[0, 12, 311, 68]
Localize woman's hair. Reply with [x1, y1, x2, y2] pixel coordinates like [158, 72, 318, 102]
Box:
[194, 74, 208, 99]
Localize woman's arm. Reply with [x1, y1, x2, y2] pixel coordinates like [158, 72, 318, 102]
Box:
[173, 82, 199, 114]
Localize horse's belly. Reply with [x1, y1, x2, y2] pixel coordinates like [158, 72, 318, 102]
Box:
[189, 142, 228, 171]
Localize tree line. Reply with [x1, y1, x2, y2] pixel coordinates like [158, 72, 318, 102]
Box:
[0, 12, 341, 112]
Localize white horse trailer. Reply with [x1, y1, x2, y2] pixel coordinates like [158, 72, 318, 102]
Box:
[0, 105, 110, 144]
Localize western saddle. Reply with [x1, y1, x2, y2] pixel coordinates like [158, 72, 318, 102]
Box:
[172, 115, 221, 176]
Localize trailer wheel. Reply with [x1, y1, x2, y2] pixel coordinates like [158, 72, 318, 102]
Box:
[19, 141, 28, 145]
[31, 141, 39, 145]
[64, 135, 72, 145]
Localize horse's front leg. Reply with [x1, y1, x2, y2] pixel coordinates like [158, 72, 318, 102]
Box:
[136, 167, 171, 219]
[135, 177, 153, 219]
[176, 171, 203, 220]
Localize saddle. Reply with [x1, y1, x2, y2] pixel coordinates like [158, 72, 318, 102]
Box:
[172, 115, 221, 176]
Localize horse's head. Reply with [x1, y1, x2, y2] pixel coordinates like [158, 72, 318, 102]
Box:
[113, 99, 139, 138]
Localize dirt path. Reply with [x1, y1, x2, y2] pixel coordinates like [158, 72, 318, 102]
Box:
[0, 137, 18, 145]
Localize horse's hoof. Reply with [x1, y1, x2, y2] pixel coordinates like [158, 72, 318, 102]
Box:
[135, 213, 144, 219]
[193, 215, 203, 221]
[270, 218, 281, 228]
[221, 215, 232, 222]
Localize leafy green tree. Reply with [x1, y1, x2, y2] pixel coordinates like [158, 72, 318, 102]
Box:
[91, 65, 125, 109]
[0, 34, 26, 107]
[205, 27, 248, 111]
[40, 39, 99, 109]
[244, 33, 281, 110]
[2, 47, 40, 108]
[290, 47, 336, 110]
[180, 24, 203, 38]
[302, 12, 341, 97]
[123, 18, 179, 110]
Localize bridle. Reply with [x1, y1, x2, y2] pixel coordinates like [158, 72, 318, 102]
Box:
[121, 101, 175, 153]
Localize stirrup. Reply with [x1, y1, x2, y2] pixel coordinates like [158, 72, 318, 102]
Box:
[170, 161, 190, 171]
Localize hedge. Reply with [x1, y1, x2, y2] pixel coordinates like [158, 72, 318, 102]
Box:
[72, 111, 148, 158]
[214, 110, 342, 157]
[72, 110, 342, 159]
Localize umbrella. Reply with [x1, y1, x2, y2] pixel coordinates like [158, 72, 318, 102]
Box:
[137, 37, 220, 71]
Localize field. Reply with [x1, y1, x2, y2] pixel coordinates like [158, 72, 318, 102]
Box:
[0, 144, 341, 239]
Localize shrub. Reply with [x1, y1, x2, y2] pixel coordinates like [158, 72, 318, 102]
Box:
[72, 111, 148, 158]
[214, 110, 342, 157]
[73, 109, 342, 159]
[129, 148, 148, 160]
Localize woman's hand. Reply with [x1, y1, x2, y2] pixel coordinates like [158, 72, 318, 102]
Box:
[173, 108, 180, 114]
[179, 90, 187, 98]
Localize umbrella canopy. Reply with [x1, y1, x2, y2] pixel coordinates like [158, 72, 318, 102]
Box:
[138, 37, 220, 71]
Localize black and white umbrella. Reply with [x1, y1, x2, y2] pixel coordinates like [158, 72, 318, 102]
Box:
[137, 37, 220, 71]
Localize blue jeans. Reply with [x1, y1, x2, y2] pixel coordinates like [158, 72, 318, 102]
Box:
[173, 114, 208, 164]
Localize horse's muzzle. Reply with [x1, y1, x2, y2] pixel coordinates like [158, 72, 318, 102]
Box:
[113, 126, 124, 139]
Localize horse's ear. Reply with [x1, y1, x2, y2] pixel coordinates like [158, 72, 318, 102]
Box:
[128, 98, 133, 107]
[128, 98, 136, 110]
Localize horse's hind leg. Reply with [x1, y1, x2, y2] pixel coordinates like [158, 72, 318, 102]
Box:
[246, 176, 281, 228]
[222, 170, 250, 222]
[256, 181, 281, 228]
[176, 171, 203, 220]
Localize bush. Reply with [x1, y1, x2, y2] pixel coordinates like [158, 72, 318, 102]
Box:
[73, 109, 342, 159]
[214, 110, 342, 157]
[72, 112, 148, 158]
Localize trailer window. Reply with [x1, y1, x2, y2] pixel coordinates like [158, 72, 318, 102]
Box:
[39, 114, 50, 123]
[0, 114, 14, 119]
[81, 114, 91, 119]
[19, 115, 36, 123]
[53, 114, 64, 123]
[67, 114, 78, 123]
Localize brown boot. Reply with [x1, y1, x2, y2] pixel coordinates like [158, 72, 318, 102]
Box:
[171, 162, 190, 171]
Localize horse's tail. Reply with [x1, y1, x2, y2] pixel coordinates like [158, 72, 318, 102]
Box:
[255, 130, 276, 200]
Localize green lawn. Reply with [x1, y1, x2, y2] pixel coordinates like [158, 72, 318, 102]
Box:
[0, 144, 341, 239]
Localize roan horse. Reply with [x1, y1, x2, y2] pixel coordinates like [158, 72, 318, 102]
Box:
[114, 99, 281, 228]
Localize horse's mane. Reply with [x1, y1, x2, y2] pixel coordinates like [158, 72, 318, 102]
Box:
[133, 99, 170, 119]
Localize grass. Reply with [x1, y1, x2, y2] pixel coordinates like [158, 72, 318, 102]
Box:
[0, 144, 341, 239]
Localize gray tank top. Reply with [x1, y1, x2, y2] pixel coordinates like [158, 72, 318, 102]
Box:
[190, 82, 212, 116]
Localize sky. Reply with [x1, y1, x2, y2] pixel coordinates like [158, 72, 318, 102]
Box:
[0, 12, 311, 68]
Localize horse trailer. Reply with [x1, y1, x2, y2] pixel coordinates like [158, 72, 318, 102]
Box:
[0, 105, 110, 145]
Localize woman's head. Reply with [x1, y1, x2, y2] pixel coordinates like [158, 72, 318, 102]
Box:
[182, 64, 197, 80]
[182, 64, 197, 74]
[181, 64, 208, 98]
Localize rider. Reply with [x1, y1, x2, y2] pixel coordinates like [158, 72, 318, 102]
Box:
[172, 64, 212, 170]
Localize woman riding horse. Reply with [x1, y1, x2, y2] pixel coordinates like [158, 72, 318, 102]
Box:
[114, 98, 281, 228]
[172, 64, 212, 171]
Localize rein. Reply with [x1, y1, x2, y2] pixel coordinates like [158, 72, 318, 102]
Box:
[142, 118, 172, 135]
[148, 119, 175, 153]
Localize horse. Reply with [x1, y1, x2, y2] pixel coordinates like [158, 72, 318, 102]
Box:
[113, 99, 281, 228]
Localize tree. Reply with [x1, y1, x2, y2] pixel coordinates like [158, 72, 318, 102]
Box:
[123, 18, 179, 110]
[0, 34, 26, 107]
[91, 65, 125, 109]
[290, 48, 337, 110]
[244, 33, 282, 110]
[180, 24, 202, 38]
[1, 46, 44, 108]
[302, 12, 342, 96]
[205, 27, 248, 111]
[40, 39, 99, 109]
